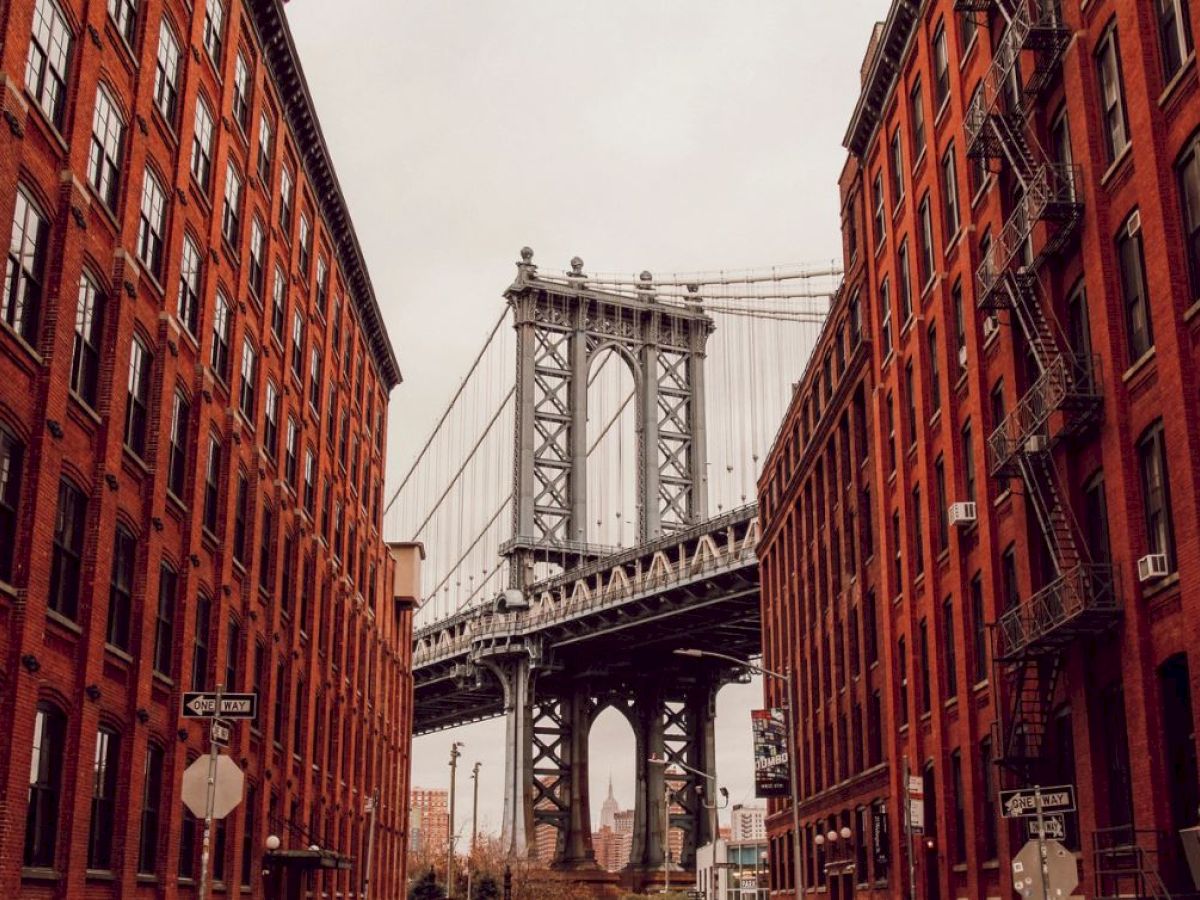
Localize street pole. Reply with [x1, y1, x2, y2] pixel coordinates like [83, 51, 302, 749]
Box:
[448, 742, 463, 899]
[363, 789, 379, 900]
[665, 774, 671, 895]
[467, 762, 480, 900]
[783, 669, 803, 899]
[903, 757, 916, 900]
[198, 683, 224, 900]
[1034, 786, 1050, 900]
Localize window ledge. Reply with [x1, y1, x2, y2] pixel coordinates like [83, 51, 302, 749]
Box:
[86, 868, 117, 881]
[1100, 143, 1133, 188]
[1142, 570, 1181, 601]
[1121, 346, 1157, 383]
[1158, 53, 1196, 110]
[46, 608, 82, 634]
[105, 642, 134, 663]
[0, 318, 44, 367]
[21, 868, 61, 882]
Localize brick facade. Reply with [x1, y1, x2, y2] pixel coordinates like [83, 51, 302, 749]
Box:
[0, 0, 413, 897]
[760, 1, 1200, 897]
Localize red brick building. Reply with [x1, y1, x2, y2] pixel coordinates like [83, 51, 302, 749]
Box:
[0, 0, 414, 896]
[760, 0, 1200, 896]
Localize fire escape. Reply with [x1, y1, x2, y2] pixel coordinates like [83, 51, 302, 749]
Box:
[955, 0, 1118, 778]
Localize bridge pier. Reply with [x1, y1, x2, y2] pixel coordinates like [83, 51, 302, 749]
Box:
[484, 654, 536, 858]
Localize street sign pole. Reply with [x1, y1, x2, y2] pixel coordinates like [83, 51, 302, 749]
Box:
[197, 683, 223, 900]
[903, 757, 916, 900]
[1034, 786, 1050, 900]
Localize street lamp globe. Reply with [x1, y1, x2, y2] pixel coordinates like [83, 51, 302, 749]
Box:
[839, 826, 852, 840]
[814, 834, 825, 846]
[265, 834, 281, 851]
[826, 830, 838, 843]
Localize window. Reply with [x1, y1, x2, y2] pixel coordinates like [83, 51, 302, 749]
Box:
[257, 112, 273, 184]
[136, 170, 167, 276]
[248, 218, 265, 299]
[905, 361, 918, 447]
[211, 290, 231, 379]
[303, 448, 316, 514]
[240, 783, 257, 887]
[137, 744, 164, 874]
[222, 162, 242, 246]
[1001, 543, 1020, 612]
[263, 380, 280, 457]
[25, 0, 72, 128]
[1096, 26, 1130, 162]
[935, 456, 948, 551]
[967, 83, 988, 194]
[989, 379, 1005, 432]
[24, 702, 67, 867]
[1177, 135, 1200, 299]
[886, 392, 897, 473]
[203, 436, 221, 534]
[3, 188, 50, 343]
[273, 661, 286, 743]
[177, 236, 201, 336]
[167, 392, 190, 498]
[271, 267, 286, 342]
[959, 10, 977, 52]
[190, 99, 215, 190]
[202, 0, 224, 64]
[891, 509, 902, 591]
[918, 617, 931, 712]
[1158, 655, 1200, 832]
[898, 239, 913, 321]
[280, 166, 294, 232]
[293, 675, 305, 752]
[890, 128, 904, 206]
[70, 274, 105, 408]
[105, 524, 136, 649]
[1084, 470, 1112, 566]
[0, 427, 23, 584]
[1157, 0, 1193, 83]
[933, 22, 950, 108]
[153, 19, 181, 122]
[928, 324, 941, 415]
[1139, 421, 1176, 570]
[239, 338, 257, 422]
[873, 171, 886, 246]
[309, 347, 322, 412]
[291, 309, 304, 381]
[940, 594, 959, 698]
[49, 478, 86, 619]
[1117, 211, 1154, 360]
[941, 146, 960, 239]
[298, 215, 312, 274]
[917, 195, 934, 287]
[107, 0, 137, 43]
[285, 418, 298, 486]
[980, 735, 998, 858]
[153, 563, 176, 676]
[912, 484, 924, 576]
[259, 504, 274, 591]
[232, 52, 250, 130]
[125, 336, 151, 456]
[87, 87, 124, 209]
[233, 472, 249, 564]
[961, 420, 976, 504]
[897, 636, 909, 726]
[970, 574, 987, 683]
[87, 726, 121, 870]
[950, 749, 966, 863]
[316, 257, 329, 315]
[226, 620, 240, 690]
[910, 79, 926, 160]
[192, 592, 211, 690]
[879, 278, 892, 357]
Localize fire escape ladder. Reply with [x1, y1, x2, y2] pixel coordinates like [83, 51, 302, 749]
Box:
[997, 652, 1063, 772]
[1093, 827, 1175, 900]
[1017, 450, 1082, 576]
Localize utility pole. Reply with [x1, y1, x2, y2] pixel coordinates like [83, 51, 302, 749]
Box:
[467, 762, 481, 900]
[198, 683, 223, 900]
[448, 741, 464, 899]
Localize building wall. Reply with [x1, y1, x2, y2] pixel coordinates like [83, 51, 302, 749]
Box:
[762, 0, 1200, 897]
[0, 0, 411, 897]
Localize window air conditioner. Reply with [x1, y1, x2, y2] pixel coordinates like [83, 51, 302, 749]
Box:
[983, 315, 1000, 341]
[1137, 553, 1168, 582]
[948, 501, 977, 526]
[958, 345, 969, 367]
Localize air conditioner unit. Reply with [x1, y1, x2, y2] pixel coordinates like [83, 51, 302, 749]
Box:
[1127, 209, 1142, 237]
[1138, 553, 1168, 582]
[958, 345, 969, 367]
[948, 501, 977, 526]
[983, 315, 1000, 341]
[1024, 434, 1048, 453]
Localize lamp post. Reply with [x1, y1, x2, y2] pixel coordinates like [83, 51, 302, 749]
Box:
[448, 742, 464, 898]
[649, 755, 729, 899]
[675, 648, 804, 897]
[467, 762, 481, 900]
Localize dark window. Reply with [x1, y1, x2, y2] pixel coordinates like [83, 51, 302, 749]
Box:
[49, 478, 86, 620]
[71, 275, 105, 406]
[1138, 421, 1176, 569]
[191, 100, 214, 190]
[263, 381, 280, 458]
[0, 425, 24, 583]
[873, 171, 886, 246]
[203, 436, 221, 534]
[271, 268, 286, 342]
[1157, 0, 1193, 83]
[892, 510, 902, 591]
[912, 484, 924, 576]
[211, 291, 231, 379]
[1001, 544, 1020, 612]
[935, 456, 948, 551]
[192, 592, 211, 690]
[932, 21, 950, 107]
[24, 701, 67, 867]
[239, 338, 257, 422]
[273, 660, 285, 744]
[879, 278, 893, 357]
[137, 743, 164, 874]
[226, 620, 240, 691]
[125, 336, 151, 456]
[293, 676, 305, 754]
[1159, 654, 1200, 831]
[1084, 471, 1112, 566]
[1179, 134, 1200, 298]
[942, 596, 957, 698]
[990, 379, 1005, 433]
[910, 79, 926, 160]
[87, 726, 121, 870]
[890, 128, 905, 206]
[1098, 681, 1135, 827]
[249, 219, 265, 299]
[1096, 26, 1130, 162]
[898, 240, 913, 321]
[299, 216, 312, 275]
[864, 588, 878, 664]
[898, 636, 909, 726]
[106, 525, 136, 649]
[259, 504, 275, 591]
[153, 564, 177, 677]
[1117, 213, 1154, 361]
[285, 418, 298, 487]
[3, 189, 50, 343]
[950, 750, 966, 863]
[905, 361, 918, 447]
[980, 736, 998, 859]
[240, 783, 257, 887]
[962, 420, 976, 504]
[917, 195, 934, 287]
[941, 147, 960, 239]
[918, 617, 931, 713]
[971, 574, 987, 684]
[167, 392, 190, 499]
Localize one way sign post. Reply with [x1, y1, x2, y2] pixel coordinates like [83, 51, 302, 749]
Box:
[999, 785, 1076, 819]
[182, 691, 258, 720]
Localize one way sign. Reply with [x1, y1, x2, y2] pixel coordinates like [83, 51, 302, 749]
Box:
[1000, 785, 1076, 818]
[182, 691, 258, 719]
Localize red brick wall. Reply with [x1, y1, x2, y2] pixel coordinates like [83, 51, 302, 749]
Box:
[0, 0, 411, 896]
[760, 1, 1200, 897]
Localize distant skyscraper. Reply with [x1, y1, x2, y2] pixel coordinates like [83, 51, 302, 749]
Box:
[410, 788, 450, 856]
[599, 776, 620, 830]
[730, 804, 766, 842]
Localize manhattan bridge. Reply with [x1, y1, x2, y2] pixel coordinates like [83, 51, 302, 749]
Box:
[385, 249, 840, 889]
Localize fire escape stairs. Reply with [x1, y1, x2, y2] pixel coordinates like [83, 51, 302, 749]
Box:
[1093, 827, 1176, 900]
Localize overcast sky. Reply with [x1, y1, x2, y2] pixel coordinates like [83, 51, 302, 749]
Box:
[286, 0, 888, 837]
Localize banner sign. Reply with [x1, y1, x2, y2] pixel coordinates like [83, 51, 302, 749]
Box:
[751, 708, 790, 798]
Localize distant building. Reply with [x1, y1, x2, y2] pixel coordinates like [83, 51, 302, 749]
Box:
[730, 804, 766, 842]
[696, 838, 768, 900]
[593, 824, 633, 872]
[410, 788, 450, 856]
[599, 777, 620, 830]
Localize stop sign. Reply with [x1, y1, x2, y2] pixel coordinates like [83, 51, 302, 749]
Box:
[181, 754, 245, 820]
[1011, 838, 1079, 898]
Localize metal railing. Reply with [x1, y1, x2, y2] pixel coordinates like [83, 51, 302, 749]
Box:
[994, 563, 1118, 660]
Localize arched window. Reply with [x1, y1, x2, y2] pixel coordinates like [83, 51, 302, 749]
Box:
[87, 724, 121, 869]
[24, 701, 68, 867]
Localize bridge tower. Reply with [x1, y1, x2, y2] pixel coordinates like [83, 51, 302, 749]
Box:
[501, 248, 714, 587]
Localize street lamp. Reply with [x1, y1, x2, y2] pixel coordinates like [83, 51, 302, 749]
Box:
[675, 648, 804, 896]
[648, 755, 729, 877]
[448, 742, 464, 898]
